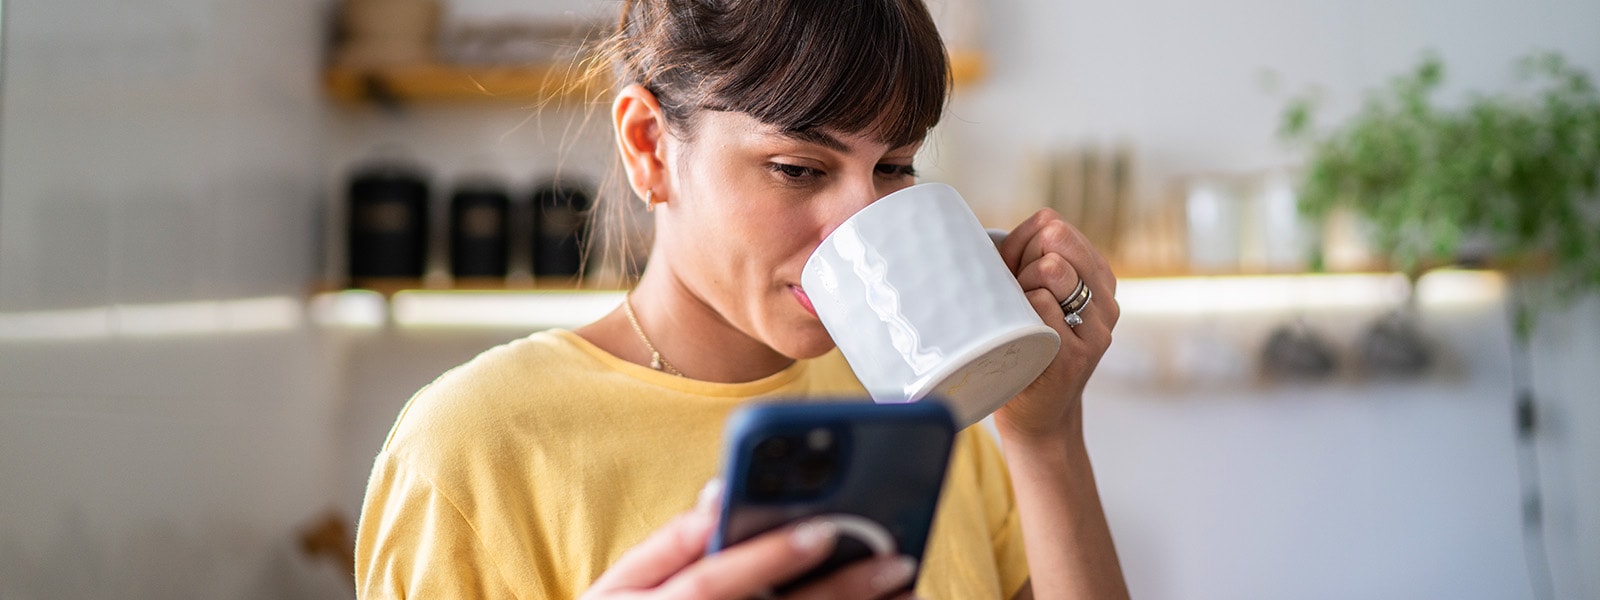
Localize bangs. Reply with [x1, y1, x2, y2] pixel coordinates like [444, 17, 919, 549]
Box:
[677, 0, 950, 147]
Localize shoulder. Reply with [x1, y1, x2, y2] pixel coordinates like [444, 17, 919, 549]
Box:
[379, 330, 602, 462]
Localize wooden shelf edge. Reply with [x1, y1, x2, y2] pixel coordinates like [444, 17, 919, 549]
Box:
[324, 51, 987, 105]
[323, 62, 599, 105]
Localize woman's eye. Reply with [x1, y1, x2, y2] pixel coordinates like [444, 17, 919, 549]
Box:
[876, 164, 918, 178]
[770, 163, 822, 181]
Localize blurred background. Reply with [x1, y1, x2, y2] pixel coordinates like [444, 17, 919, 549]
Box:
[2, 0, 1598, 598]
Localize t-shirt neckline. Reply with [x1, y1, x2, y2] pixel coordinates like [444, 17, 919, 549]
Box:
[548, 329, 812, 398]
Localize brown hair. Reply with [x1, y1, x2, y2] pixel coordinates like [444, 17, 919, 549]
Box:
[583, 0, 951, 280]
[604, 0, 949, 145]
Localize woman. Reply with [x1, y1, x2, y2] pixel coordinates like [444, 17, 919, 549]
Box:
[355, 0, 1129, 598]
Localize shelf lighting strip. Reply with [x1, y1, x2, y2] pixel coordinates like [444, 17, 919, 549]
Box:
[0, 272, 1505, 340]
[1115, 270, 1504, 316]
[0, 296, 305, 341]
[388, 289, 626, 329]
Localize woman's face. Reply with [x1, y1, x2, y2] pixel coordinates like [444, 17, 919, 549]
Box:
[656, 110, 922, 359]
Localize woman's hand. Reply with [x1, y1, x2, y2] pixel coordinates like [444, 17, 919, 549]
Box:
[582, 486, 919, 600]
[994, 209, 1121, 443]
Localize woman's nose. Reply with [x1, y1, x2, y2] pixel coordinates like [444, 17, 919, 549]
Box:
[816, 181, 884, 241]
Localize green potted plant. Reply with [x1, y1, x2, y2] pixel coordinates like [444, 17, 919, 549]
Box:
[1279, 52, 1600, 338]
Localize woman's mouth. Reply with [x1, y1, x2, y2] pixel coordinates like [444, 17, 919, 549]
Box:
[790, 285, 818, 318]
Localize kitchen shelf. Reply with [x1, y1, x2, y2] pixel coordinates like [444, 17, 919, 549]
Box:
[323, 51, 988, 106]
[323, 62, 599, 105]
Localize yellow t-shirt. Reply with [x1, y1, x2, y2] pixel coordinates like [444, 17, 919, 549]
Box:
[355, 329, 1029, 598]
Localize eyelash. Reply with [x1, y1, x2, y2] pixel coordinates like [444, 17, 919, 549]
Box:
[876, 164, 918, 178]
[770, 163, 822, 181]
[767, 163, 918, 182]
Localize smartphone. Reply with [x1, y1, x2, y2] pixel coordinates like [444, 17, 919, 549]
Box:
[709, 399, 956, 594]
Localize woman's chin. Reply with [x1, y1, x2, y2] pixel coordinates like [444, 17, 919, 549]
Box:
[773, 323, 837, 359]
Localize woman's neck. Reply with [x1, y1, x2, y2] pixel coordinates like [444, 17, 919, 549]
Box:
[577, 267, 796, 384]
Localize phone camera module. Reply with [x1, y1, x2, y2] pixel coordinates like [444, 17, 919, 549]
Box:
[756, 437, 791, 461]
[744, 428, 846, 502]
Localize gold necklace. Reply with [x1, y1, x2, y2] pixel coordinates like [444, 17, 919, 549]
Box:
[622, 293, 683, 376]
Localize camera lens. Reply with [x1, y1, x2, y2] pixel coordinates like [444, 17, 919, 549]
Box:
[796, 455, 834, 490]
[806, 427, 833, 450]
[756, 437, 791, 461]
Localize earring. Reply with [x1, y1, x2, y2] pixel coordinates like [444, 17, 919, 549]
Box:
[644, 190, 655, 212]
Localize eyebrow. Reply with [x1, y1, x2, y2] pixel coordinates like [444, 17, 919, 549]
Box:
[778, 128, 850, 153]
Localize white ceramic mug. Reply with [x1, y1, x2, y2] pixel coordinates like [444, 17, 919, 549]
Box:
[801, 183, 1061, 428]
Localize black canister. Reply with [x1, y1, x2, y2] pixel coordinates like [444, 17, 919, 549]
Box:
[347, 163, 430, 280]
[449, 181, 511, 278]
[531, 181, 593, 278]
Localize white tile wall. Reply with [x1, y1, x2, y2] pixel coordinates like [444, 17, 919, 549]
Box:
[0, 0, 342, 598]
[0, 334, 350, 598]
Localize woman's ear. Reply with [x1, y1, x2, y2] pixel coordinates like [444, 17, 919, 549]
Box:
[613, 84, 670, 207]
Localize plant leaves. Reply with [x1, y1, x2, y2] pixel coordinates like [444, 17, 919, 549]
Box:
[1279, 51, 1600, 320]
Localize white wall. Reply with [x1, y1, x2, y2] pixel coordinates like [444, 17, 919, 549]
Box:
[1524, 292, 1600, 600]
[0, 0, 348, 597]
[1085, 288, 1527, 600]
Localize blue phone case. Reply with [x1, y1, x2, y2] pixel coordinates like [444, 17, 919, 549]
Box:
[710, 399, 956, 593]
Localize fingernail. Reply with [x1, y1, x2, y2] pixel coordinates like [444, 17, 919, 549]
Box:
[790, 519, 838, 552]
[696, 478, 723, 514]
[871, 556, 917, 592]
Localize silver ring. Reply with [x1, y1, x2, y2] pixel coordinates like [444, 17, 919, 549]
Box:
[1059, 280, 1092, 327]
